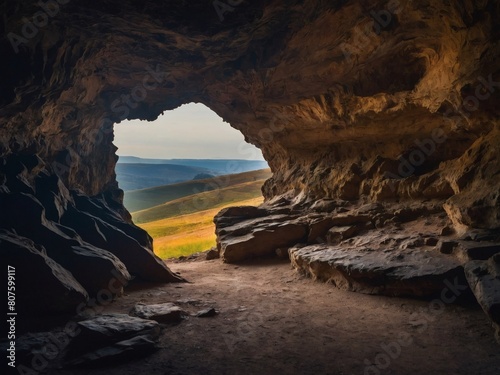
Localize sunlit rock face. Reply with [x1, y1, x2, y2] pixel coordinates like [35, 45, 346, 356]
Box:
[0, 0, 500, 325]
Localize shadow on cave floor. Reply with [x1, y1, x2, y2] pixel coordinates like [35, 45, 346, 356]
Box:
[50, 257, 500, 375]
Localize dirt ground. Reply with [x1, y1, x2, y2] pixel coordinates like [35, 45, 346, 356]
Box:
[55, 257, 500, 375]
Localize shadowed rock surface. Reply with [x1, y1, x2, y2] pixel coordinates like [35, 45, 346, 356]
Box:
[289, 244, 465, 297]
[0, 230, 89, 314]
[465, 255, 500, 342]
[1, 0, 500, 352]
[64, 314, 161, 367]
[129, 303, 186, 323]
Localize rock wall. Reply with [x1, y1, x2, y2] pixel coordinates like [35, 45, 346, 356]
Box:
[1, 0, 500, 324]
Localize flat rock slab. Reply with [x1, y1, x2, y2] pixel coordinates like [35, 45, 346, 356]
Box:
[65, 335, 158, 368]
[217, 216, 307, 263]
[130, 303, 185, 323]
[67, 314, 160, 357]
[289, 244, 465, 297]
[464, 255, 500, 343]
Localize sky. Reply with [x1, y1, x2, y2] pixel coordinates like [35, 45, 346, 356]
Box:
[113, 103, 265, 160]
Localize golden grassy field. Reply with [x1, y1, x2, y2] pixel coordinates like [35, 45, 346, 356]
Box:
[126, 169, 270, 259]
[132, 179, 267, 224]
[139, 197, 263, 259]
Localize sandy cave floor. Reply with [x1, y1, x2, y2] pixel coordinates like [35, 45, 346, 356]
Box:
[53, 257, 500, 375]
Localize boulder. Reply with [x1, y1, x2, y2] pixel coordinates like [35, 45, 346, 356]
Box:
[25, 223, 131, 296]
[289, 244, 466, 297]
[61, 206, 184, 283]
[215, 206, 307, 262]
[213, 205, 269, 227]
[0, 192, 131, 295]
[0, 231, 88, 315]
[72, 192, 154, 249]
[66, 314, 161, 358]
[218, 219, 307, 263]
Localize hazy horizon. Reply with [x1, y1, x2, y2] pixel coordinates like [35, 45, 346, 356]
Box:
[114, 103, 265, 161]
[118, 155, 266, 161]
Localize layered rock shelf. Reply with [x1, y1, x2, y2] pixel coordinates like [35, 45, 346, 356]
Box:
[215, 200, 500, 337]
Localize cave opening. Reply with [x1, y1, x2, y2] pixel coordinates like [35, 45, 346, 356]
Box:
[113, 103, 270, 260]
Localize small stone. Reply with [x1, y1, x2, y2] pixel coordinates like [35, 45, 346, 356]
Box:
[130, 303, 185, 323]
[196, 307, 218, 318]
[206, 247, 220, 260]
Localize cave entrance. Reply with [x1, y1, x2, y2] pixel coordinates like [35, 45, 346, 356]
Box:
[113, 103, 270, 260]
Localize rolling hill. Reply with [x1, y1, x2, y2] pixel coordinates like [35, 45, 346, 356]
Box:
[127, 169, 272, 259]
[124, 168, 272, 213]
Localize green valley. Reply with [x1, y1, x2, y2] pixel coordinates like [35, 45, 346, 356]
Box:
[125, 169, 272, 259]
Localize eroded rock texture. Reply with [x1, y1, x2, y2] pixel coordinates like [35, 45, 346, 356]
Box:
[1, 0, 500, 336]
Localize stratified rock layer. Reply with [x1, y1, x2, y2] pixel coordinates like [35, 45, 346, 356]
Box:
[289, 244, 464, 297]
[215, 206, 308, 262]
[0, 230, 89, 314]
[0, 155, 183, 314]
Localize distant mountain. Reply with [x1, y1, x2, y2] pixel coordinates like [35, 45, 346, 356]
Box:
[117, 156, 268, 175]
[115, 163, 211, 191]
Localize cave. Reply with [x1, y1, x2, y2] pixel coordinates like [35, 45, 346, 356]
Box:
[1, 0, 500, 373]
